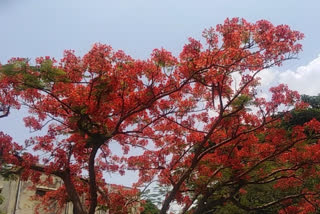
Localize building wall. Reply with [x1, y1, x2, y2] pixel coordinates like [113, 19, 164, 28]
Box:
[0, 176, 20, 214]
[0, 175, 73, 214]
[0, 175, 140, 214]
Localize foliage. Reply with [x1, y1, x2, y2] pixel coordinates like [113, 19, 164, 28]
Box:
[1, 18, 318, 214]
[142, 199, 160, 214]
[282, 94, 320, 128]
[301, 94, 320, 109]
[284, 108, 320, 127]
[203, 95, 320, 214]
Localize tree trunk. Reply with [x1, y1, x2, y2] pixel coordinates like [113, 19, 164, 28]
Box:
[88, 145, 100, 214]
[63, 170, 87, 214]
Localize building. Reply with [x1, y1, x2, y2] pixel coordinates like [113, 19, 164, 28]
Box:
[0, 174, 140, 214]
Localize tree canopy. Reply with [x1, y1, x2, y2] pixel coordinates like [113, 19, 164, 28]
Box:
[1, 18, 319, 214]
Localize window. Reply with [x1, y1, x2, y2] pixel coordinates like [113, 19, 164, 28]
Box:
[36, 189, 47, 197]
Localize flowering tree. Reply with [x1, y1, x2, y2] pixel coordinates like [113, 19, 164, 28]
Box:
[1, 18, 319, 214]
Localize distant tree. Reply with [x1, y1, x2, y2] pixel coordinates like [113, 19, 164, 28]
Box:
[142, 199, 160, 214]
[301, 94, 320, 109]
[283, 94, 320, 128]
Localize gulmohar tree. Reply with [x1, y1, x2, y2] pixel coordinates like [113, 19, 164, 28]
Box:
[0, 18, 319, 214]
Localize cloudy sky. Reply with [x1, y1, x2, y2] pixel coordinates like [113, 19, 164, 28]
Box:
[1, 0, 320, 186]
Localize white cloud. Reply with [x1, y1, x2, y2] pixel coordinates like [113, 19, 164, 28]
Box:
[257, 55, 320, 96]
[258, 69, 278, 87]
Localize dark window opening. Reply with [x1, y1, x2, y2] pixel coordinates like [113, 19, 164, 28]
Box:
[36, 189, 47, 197]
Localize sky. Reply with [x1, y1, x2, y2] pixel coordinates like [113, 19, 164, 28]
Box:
[1, 0, 320, 187]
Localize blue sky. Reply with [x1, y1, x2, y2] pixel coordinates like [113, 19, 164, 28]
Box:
[1, 0, 320, 66]
[1, 0, 320, 187]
